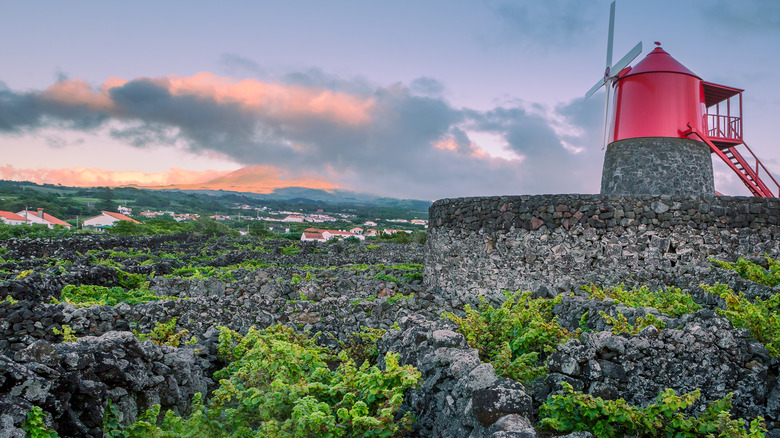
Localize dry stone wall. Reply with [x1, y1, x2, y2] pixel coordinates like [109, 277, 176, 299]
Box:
[426, 194, 780, 306]
[601, 138, 715, 196]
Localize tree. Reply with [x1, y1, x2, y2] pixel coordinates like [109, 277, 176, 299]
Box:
[96, 187, 117, 212]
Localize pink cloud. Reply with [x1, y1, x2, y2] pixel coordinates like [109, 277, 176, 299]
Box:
[432, 135, 491, 159]
[39, 73, 375, 127]
[0, 164, 340, 194]
[41, 79, 115, 111]
[0, 165, 231, 187]
[168, 72, 375, 125]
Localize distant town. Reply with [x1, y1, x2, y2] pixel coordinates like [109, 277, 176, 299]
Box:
[0, 199, 427, 242]
[0, 180, 431, 241]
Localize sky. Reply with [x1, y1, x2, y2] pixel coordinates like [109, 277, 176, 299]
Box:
[1, 0, 778, 200]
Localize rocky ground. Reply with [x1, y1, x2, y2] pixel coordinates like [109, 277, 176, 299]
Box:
[0, 233, 777, 437]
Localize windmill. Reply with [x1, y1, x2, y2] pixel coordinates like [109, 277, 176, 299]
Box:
[584, 1, 642, 149]
[585, 1, 780, 197]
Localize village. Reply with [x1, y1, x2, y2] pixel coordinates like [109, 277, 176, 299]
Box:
[0, 204, 428, 242]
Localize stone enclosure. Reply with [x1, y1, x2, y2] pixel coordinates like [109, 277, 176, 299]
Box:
[425, 194, 780, 306]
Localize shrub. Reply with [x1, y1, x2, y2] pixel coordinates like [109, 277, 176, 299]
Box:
[134, 318, 193, 347]
[443, 291, 573, 384]
[540, 382, 765, 438]
[107, 325, 421, 437]
[57, 284, 177, 307]
[52, 325, 78, 342]
[374, 273, 402, 284]
[116, 269, 149, 289]
[703, 283, 780, 356]
[22, 406, 59, 438]
[334, 327, 387, 367]
[280, 243, 301, 255]
[600, 311, 665, 335]
[387, 292, 413, 305]
[710, 256, 780, 287]
[0, 223, 73, 240]
[583, 284, 700, 317]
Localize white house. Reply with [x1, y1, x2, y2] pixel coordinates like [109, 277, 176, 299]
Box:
[83, 211, 141, 228]
[0, 211, 28, 226]
[16, 209, 72, 229]
[322, 230, 364, 241]
[383, 229, 412, 235]
[282, 215, 305, 223]
[349, 227, 364, 235]
[301, 231, 327, 242]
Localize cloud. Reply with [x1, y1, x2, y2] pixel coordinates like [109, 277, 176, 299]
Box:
[220, 53, 265, 77]
[282, 68, 375, 95]
[0, 71, 604, 199]
[410, 77, 445, 97]
[0, 165, 231, 187]
[487, 0, 599, 49]
[701, 0, 780, 35]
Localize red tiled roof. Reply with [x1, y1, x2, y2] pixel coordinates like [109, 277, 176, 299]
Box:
[103, 211, 141, 224]
[42, 213, 72, 227]
[18, 210, 72, 227]
[303, 232, 325, 239]
[0, 211, 27, 221]
[304, 227, 325, 232]
[325, 230, 354, 236]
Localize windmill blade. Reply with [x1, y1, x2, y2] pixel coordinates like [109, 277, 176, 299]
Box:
[609, 41, 642, 77]
[585, 77, 607, 100]
[606, 1, 615, 70]
[601, 82, 612, 149]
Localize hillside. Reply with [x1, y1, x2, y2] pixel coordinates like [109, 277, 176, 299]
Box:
[0, 179, 431, 221]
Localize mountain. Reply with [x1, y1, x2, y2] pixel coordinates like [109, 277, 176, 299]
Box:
[142, 166, 432, 211]
[142, 165, 340, 194]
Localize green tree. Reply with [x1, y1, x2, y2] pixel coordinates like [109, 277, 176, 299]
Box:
[97, 187, 117, 212]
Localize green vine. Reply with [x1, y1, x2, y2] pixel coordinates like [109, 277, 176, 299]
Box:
[540, 382, 765, 438]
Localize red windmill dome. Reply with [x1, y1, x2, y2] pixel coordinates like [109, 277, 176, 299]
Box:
[611, 42, 704, 142]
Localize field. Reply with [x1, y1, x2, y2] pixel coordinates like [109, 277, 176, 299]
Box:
[0, 232, 777, 437]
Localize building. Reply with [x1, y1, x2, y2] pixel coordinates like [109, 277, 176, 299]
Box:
[282, 215, 305, 223]
[173, 213, 199, 222]
[301, 228, 364, 241]
[300, 231, 327, 242]
[0, 211, 28, 226]
[16, 209, 72, 229]
[83, 211, 141, 228]
[322, 230, 364, 241]
[383, 229, 412, 235]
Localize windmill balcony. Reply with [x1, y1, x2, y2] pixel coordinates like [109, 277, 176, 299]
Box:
[707, 113, 742, 145]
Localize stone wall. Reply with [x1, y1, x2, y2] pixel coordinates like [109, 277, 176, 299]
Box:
[426, 194, 780, 306]
[0, 263, 432, 355]
[600, 138, 714, 196]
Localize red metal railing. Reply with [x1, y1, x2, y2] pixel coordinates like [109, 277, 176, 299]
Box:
[707, 114, 742, 142]
[734, 141, 780, 197]
[685, 123, 779, 198]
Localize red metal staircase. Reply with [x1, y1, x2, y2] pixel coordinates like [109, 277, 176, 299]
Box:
[684, 125, 779, 197]
[683, 81, 780, 198]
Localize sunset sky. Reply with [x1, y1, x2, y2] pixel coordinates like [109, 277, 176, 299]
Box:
[1, 1, 778, 200]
